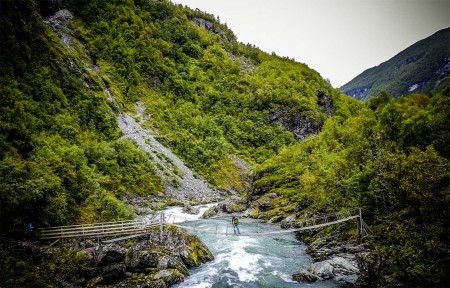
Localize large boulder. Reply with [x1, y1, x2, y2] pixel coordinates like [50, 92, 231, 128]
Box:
[292, 268, 320, 283]
[328, 256, 359, 275]
[182, 204, 200, 215]
[202, 204, 220, 218]
[151, 269, 184, 286]
[179, 236, 214, 267]
[310, 261, 334, 279]
[129, 250, 160, 271]
[95, 244, 127, 280]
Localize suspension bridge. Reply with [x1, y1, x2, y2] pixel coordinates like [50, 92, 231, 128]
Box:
[38, 208, 369, 243]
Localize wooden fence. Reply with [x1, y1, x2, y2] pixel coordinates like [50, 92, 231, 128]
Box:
[39, 219, 159, 240]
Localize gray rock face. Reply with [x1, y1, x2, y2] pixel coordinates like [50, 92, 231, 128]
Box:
[45, 9, 74, 49]
[292, 268, 320, 283]
[268, 92, 333, 141]
[310, 261, 334, 279]
[182, 204, 200, 215]
[95, 244, 127, 280]
[118, 112, 223, 204]
[202, 195, 248, 218]
[294, 239, 368, 285]
[191, 17, 235, 42]
[79, 228, 213, 286]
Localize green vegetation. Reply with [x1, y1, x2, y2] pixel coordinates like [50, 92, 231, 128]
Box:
[0, 0, 163, 234]
[254, 88, 450, 287]
[1, 0, 449, 287]
[341, 27, 450, 100]
[67, 0, 336, 187]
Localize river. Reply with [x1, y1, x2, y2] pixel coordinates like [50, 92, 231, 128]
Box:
[159, 205, 343, 288]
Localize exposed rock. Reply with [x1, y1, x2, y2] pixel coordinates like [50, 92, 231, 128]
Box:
[202, 195, 248, 218]
[269, 107, 322, 141]
[45, 9, 75, 49]
[293, 226, 370, 285]
[202, 196, 248, 218]
[182, 204, 200, 215]
[152, 269, 184, 286]
[118, 112, 225, 204]
[95, 244, 127, 280]
[292, 268, 320, 283]
[344, 86, 372, 100]
[191, 17, 235, 42]
[310, 261, 334, 279]
[202, 204, 220, 218]
[280, 214, 297, 229]
[130, 250, 160, 271]
[317, 92, 333, 117]
[41, 227, 213, 287]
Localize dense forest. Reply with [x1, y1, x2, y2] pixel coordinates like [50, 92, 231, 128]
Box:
[0, 0, 449, 287]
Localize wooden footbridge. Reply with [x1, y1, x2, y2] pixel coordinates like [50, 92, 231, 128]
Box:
[39, 208, 369, 242]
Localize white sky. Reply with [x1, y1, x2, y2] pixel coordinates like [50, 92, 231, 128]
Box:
[171, 0, 450, 87]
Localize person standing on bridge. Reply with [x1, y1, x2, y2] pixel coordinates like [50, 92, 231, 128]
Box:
[232, 216, 240, 235]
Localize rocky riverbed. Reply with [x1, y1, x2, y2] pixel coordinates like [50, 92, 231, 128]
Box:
[200, 198, 370, 287]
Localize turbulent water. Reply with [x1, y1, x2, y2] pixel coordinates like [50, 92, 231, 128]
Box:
[161, 206, 342, 288]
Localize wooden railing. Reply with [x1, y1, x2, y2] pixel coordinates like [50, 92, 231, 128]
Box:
[39, 219, 159, 240]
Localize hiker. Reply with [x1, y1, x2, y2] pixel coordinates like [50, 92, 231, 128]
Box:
[232, 216, 240, 235]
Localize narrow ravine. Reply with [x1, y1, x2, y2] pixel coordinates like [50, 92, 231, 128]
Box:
[158, 206, 344, 288]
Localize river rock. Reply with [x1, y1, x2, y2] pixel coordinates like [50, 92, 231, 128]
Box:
[202, 204, 220, 218]
[158, 255, 189, 276]
[328, 256, 359, 274]
[95, 244, 127, 280]
[182, 204, 200, 215]
[310, 261, 334, 279]
[152, 269, 184, 285]
[221, 196, 248, 213]
[280, 214, 297, 228]
[130, 250, 160, 271]
[292, 268, 320, 282]
[202, 196, 248, 218]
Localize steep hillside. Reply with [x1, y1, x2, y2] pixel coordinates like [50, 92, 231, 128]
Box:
[0, 0, 346, 234]
[253, 88, 450, 287]
[341, 27, 450, 100]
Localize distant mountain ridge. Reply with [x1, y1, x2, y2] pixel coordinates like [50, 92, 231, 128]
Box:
[341, 27, 450, 100]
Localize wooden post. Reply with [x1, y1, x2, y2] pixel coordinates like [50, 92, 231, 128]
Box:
[358, 207, 364, 239]
[160, 213, 164, 242]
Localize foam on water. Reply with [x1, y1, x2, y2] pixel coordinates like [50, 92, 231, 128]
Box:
[153, 203, 217, 223]
[219, 237, 262, 282]
[167, 209, 343, 288]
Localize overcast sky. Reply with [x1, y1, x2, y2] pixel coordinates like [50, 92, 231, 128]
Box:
[171, 0, 450, 87]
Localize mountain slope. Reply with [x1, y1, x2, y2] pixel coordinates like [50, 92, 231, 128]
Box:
[0, 0, 349, 233]
[341, 27, 450, 100]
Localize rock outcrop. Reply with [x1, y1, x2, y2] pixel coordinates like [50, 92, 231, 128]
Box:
[292, 229, 370, 286]
[268, 92, 333, 141]
[57, 227, 212, 287]
[202, 195, 248, 218]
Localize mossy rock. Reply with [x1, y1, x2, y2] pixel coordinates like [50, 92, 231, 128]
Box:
[158, 255, 189, 276]
[249, 207, 260, 218]
[151, 269, 184, 286]
[180, 235, 214, 267]
[122, 273, 167, 288]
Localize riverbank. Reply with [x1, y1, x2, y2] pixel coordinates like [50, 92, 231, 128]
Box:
[197, 199, 370, 287]
[0, 227, 213, 288]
